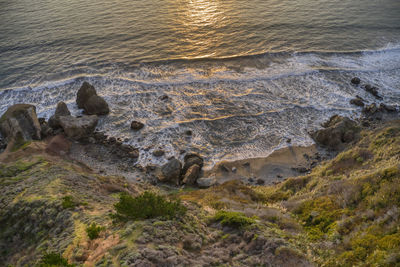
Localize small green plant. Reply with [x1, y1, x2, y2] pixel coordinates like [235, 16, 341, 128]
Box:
[213, 210, 256, 228]
[86, 222, 104, 240]
[37, 252, 74, 267]
[61, 196, 76, 209]
[112, 191, 187, 221]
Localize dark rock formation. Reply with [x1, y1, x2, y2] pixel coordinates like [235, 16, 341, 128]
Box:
[311, 115, 359, 150]
[152, 149, 165, 157]
[182, 153, 204, 175]
[131, 121, 144, 131]
[49, 101, 71, 129]
[84, 95, 110, 115]
[350, 97, 364, 107]
[58, 115, 98, 140]
[158, 158, 182, 185]
[351, 77, 360, 85]
[76, 82, 97, 109]
[182, 164, 200, 185]
[0, 104, 41, 143]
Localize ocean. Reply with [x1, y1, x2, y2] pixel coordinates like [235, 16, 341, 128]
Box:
[1, 0, 400, 168]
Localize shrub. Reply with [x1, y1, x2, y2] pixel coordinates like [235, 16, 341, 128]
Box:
[213, 210, 256, 228]
[112, 191, 186, 221]
[37, 252, 74, 267]
[61, 196, 75, 209]
[86, 222, 104, 240]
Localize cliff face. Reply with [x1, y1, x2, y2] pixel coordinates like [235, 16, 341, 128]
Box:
[1, 120, 399, 266]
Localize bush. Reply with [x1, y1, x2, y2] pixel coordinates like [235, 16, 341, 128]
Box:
[37, 252, 74, 267]
[86, 222, 104, 240]
[112, 191, 186, 221]
[61, 196, 75, 209]
[213, 210, 256, 228]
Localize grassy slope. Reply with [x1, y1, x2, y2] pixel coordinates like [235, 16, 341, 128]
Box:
[1, 119, 399, 266]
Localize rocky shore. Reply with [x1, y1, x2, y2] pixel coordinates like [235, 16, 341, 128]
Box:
[1, 78, 399, 266]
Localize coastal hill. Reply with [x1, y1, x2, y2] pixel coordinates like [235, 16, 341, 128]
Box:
[0, 82, 399, 266]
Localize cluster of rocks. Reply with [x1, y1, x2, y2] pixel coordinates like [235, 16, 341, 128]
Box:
[157, 153, 204, 187]
[349, 77, 397, 115]
[0, 82, 140, 161]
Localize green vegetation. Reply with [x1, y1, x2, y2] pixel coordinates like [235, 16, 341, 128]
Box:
[37, 252, 75, 267]
[61, 196, 76, 209]
[86, 222, 104, 240]
[213, 210, 256, 228]
[112, 191, 187, 221]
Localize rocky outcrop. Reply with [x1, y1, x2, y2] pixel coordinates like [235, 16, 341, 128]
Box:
[158, 158, 182, 185]
[364, 85, 382, 99]
[76, 82, 110, 115]
[58, 115, 98, 140]
[182, 164, 201, 185]
[48, 101, 71, 129]
[0, 104, 41, 143]
[76, 82, 97, 109]
[182, 153, 204, 174]
[311, 115, 359, 150]
[84, 95, 110, 115]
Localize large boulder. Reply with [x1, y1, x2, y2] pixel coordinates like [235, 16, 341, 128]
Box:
[182, 153, 204, 174]
[48, 101, 71, 129]
[182, 164, 201, 185]
[58, 115, 98, 140]
[158, 158, 182, 185]
[311, 115, 359, 151]
[0, 104, 41, 142]
[76, 82, 97, 109]
[83, 95, 110, 115]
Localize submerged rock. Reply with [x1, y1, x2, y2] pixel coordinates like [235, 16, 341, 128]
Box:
[83, 95, 110, 115]
[350, 97, 364, 107]
[158, 157, 182, 185]
[351, 77, 361, 85]
[131, 121, 144, 131]
[0, 104, 41, 143]
[58, 115, 98, 140]
[312, 115, 359, 150]
[49, 101, 71, 129]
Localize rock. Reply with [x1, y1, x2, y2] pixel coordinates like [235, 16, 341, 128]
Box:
[351, 77, 360, 85]
[58, 115, 98, 140]
[256, 179, 265, 185]
[365, 85, 382, 99]
[197, 177, 217, 188]
[159, 157, 182, 185]
[350, 97, 364, 107]
[76, 82, 97, 109]
[185, 130, 192, 136]
[182, 153, 204, 174]
[83, 95, 110, 115]
[152, 150, 165, 157]
[45, 135, 71, 156]
[0, 104, 41, 142]
[363, 103, 379, 115]
[182, 164, 200, 185]
[312, 115, 359, 150]
[49, 101, 71, 129]
[131, 121, 144, 131]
